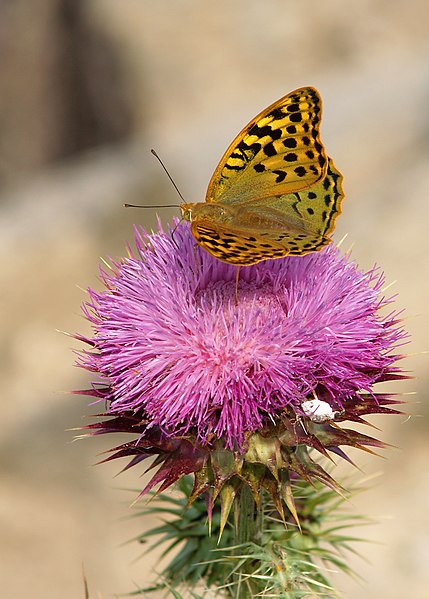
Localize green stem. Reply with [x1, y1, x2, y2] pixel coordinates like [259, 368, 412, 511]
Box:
[232, 485, 262, 598]
[236, 484, 257, 544]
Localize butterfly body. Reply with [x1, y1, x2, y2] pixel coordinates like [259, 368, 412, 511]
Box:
[181, 87, 344, 266]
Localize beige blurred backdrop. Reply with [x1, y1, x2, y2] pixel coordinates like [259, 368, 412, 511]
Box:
[1, 1, 428, 597]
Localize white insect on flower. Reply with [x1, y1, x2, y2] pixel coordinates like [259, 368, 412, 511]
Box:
[301, 398, 340, 423]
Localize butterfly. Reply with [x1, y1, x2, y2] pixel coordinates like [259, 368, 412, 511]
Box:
[180, 87, 344, 265]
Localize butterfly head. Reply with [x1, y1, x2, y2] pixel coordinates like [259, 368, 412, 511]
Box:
[180, 203, 194, 222]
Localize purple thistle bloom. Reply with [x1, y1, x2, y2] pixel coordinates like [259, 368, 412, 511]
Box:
[77, 221, 406, 452]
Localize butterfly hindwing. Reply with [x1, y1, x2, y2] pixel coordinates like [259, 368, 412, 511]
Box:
[191, 220, 288, 265]
[291, 157, 343, 239]
[238, 158, 344, 240]
[191, 159, 343, 265]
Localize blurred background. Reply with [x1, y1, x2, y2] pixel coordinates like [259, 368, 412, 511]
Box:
[0, 1, 428, 597]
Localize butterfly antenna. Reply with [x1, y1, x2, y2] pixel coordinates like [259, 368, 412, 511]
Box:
[123, 149, 186, 209]
[124, 203, 180, 208]
[151, 148, 186, 203]
[125, 149, 187, 251]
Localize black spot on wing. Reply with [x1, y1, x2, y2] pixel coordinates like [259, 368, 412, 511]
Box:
[294, 166, 307, 177]
[224, 162, 244, 171]
[248, 124, 282, 141]
[263, 142, 277, 157]
[273, 170, 287, 182]
[283, 138, 297, 149]
[286, 103, 300, 112]
[270, 107, 285, 120]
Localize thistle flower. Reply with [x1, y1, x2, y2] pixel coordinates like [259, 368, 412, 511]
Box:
[76, 221, 406, 526]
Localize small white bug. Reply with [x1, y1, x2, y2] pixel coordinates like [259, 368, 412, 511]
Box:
[301, 398, 340, 423]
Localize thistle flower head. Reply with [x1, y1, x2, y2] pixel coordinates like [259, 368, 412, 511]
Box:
[76, 221, 407, 519]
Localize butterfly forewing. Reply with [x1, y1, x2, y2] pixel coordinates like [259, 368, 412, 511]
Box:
[181, 86, 344, 266]
[206, 87, 328, 205]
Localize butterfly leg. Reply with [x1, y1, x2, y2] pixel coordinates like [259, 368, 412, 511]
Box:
[193, 243, 200, 275]
[235, 266, 241, 306]
[170, 221, 181, 251]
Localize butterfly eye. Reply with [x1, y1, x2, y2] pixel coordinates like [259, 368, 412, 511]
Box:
[181, 206, 192, 222]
